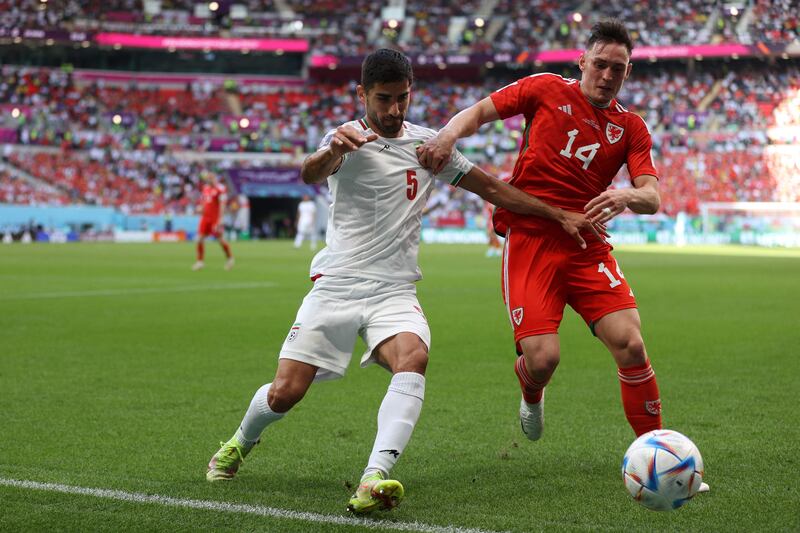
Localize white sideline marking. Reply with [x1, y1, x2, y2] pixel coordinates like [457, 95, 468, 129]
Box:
[0, 477, 506, 533]
[1, 282, 277, 301]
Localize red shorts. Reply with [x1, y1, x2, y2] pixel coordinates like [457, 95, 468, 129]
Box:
[197, 218, 221, 237]
[501, 227, 637, 343]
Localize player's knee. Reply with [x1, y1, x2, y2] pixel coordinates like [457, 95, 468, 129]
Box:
[519, 335, 559, 376]
[267, 379, 307, 413]
[393, 346, 428, 374]
[617, 336, 647, 367]
[521, 342, 560, 377]
[528, 352, 560, 377]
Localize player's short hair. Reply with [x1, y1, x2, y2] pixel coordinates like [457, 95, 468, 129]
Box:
[587, 19, 633, 55]
[361, 49, 413, 92]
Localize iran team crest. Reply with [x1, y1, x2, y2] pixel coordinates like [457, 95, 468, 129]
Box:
[511, 307, 524, 326]
[606, 122, 624, 144]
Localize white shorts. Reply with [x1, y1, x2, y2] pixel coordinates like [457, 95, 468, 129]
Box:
[279, 276, 430, 381]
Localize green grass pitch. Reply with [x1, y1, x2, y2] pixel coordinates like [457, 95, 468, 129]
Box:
[1, 241, 799, 532]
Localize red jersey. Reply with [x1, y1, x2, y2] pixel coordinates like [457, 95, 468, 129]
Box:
[200, 183, 226, 221]
[489, 73, 657, 234]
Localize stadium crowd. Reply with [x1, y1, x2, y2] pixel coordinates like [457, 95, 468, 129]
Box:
[0, 167, 69, 205]
[2, 58, 798, 218]
[5, 149, 208, 214]
[5, 63, 797, 150]
[1, 0, 797, 53]
[1, 0, 798, 224]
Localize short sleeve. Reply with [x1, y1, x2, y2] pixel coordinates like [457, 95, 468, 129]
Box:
[317, 126, 349, 171]
[318, 128, 337, 151]
[489, 74, 548, 120]
[436, 148, 474, 187]
[626, 116, 658, 183]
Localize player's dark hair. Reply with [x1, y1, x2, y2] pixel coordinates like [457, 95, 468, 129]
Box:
[587, 19, 633, 55]
[361, 49, 413, 92]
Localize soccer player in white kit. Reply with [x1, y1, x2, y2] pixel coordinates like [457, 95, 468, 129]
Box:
[293, 194, 318, 249]
[206, 49, 605, 513]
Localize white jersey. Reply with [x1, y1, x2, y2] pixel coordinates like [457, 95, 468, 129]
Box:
[309, 118, 473, 283]
[297, 200, 317, 230]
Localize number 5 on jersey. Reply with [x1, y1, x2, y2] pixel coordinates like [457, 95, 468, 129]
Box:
[406, 169, 418, 200]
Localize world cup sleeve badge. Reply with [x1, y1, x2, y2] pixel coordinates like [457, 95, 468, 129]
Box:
[287, 323, 301, 342]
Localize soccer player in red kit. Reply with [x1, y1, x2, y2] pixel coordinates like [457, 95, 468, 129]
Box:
[418, 20, 666, 441]
[193, 171, 234, 271]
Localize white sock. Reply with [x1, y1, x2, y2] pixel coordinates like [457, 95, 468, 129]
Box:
[365, 372, 425, 477]
[234, 383, 285, 446]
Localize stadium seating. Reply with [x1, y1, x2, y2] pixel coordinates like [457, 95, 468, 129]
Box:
[751, 0, 799, 44]
[6, 150, 206, 215]
[3, 58, 799, 217]
[1, 0, 797, 50]
[1, 2, 798, 225]
[0, 167, 70, 205]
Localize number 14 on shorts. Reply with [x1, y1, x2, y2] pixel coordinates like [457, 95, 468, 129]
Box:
[598, 261, 624, 289]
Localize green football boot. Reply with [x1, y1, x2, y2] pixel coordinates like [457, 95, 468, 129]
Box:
[346, 471, 405, 514]
[206, 435, 256, 481]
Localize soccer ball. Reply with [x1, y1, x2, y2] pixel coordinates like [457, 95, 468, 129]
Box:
[622, 429, 705, 511]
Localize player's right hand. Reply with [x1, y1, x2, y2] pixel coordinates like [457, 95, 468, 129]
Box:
[329, 125, 378, 158]
[559, 211, 609, 249]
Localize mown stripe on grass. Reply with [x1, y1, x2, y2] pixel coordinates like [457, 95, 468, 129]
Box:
[0, 282, 277, 300]
[0, 477, 507, 533]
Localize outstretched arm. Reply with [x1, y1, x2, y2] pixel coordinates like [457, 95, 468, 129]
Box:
[417, 97, 500, 174]
[458, 166, 607, 249]
[301, 125, 378, 184]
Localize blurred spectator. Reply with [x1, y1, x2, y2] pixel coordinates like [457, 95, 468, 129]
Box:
[0, 168, 70, 205]
[1, 0, 796, 50]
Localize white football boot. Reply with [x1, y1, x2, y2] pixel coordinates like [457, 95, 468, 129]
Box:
[519, 390, 544, 441]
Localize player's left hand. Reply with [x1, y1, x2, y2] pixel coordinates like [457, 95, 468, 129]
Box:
[585, 190, 631, 224]
[416, 131, 456, 175]
[559, 211, 609, 249]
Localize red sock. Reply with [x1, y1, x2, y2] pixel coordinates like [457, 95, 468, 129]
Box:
[197, 241, 204, 261]
[514, 356, 547, 404]
[221, 241, 232, 259]
[618, 360, 662, 436]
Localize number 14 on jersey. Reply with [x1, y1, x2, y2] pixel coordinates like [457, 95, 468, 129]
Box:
[559, 129, 600, 170]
